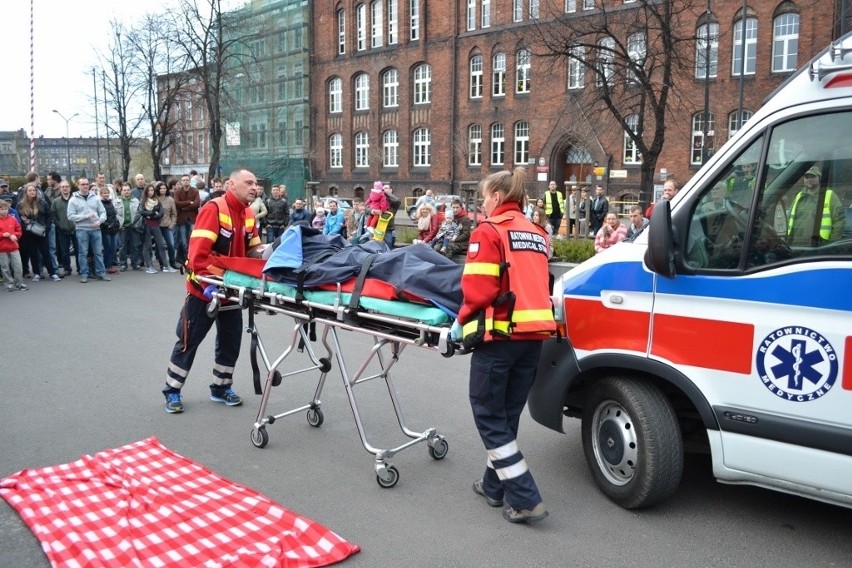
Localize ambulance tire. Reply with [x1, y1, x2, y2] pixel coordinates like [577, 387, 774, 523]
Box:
[581, 376, 683, 510]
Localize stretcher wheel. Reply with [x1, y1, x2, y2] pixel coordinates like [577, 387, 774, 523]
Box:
[441, 343, 455, 358]
[206, 299, 220, 318]
[376, 465, 399, 488]
[271, 370, 282, 387]
[428, 438, 449, 460]
[306, 408, 324, 427]
[250, 427, 269, 448]
[318, 358, 332, 373]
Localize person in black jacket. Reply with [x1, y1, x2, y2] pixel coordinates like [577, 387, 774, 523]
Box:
[265, 185, 290, 243]
[138, 184, 178, 274]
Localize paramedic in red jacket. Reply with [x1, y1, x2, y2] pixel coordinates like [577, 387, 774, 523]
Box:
[161, 169, 267, 414]
[452, 167, 556, 524]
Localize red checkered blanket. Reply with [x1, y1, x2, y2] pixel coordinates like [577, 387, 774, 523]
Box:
[0, 437, 360, 567]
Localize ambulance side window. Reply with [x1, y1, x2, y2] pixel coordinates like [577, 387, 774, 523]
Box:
[747, 111, 852, 268]
[685, 137, 761, 270]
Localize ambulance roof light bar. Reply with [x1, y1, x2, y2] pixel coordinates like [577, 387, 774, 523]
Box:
[809, 36, 852, 86]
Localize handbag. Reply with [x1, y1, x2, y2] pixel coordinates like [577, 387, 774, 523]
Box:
[132, 214, 145, 233]
[27, 221, 47, 237]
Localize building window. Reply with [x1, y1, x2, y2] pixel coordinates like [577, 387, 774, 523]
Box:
[371, 1, 384, 48]
[695, 21, 719, 79]
[467, 0, 476, 30]
[383, 130, 399, 167]
[469, 124, 482, 166]
[294, 63, 304, 99]
[278, 120, 287, 147]
[355, 73, 370, 111]
[627, 32, 645, 84]
[516, 49, 530, 93]
[357, 4, 367, 51]
[623, 114, 641, 164]
[583, 0, 594, 10]
[514, 121, 529, 165]
[481, 0, 491, 27]
[565, 0, 576, 13]
[387, 0, 398, 44]
[491, 123, 505, 166]
[728, 109, 753, 139]
[513, 0, 523, 22]
[492, 52, 506, 97]
[413, 128, 431, 166]
[691, 112, 715, 166]
[732, 17, 757, 76]
[470, 55, 483, 99]
[337, 9, 346, 55]
[355, 131, 370, 167]
[410, 0, 420, 41]
[596, 37, 614, 87]
[329, 77, 342, 113]
[529, 0, 539, 18]
[294, 118, 304, 147]
[250, 122, 267, 150]
[413, 64, 431, 104]
[568, 45, 584, 89]
[772, 13, 799, 72]
[330, 134, 343, 168]
[382, 68, 399, 108]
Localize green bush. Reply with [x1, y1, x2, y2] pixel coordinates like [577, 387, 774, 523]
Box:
[552, 237, 595, 263]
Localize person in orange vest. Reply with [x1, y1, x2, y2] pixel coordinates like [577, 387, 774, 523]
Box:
[451, 167, 556, 524]
[161, 169, 268, 414]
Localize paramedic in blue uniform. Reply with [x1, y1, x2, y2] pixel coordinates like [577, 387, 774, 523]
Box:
[451, 167, 556, 524]
[161, 169, 267, 414]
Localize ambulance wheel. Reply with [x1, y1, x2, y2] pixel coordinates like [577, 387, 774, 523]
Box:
[376, 465, 399, 488]
[582, 376, 683, 510]
[250, 427, 269, 448]
[307, 408, 324, 427]
[428, 438, 449, 460]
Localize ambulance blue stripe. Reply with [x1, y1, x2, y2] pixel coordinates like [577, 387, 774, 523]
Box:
[563, 262, 852, 312]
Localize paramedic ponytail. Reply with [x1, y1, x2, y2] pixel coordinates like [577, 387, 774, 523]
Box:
[480, 167, 528, 208]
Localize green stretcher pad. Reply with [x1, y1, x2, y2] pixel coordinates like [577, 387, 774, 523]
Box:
[222, 270, 451, 326]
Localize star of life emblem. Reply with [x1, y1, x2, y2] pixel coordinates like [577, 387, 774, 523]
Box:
[756, 326, 838, 402]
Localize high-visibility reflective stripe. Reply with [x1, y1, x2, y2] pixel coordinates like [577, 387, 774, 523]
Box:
[211, 376, 230, 386]
[463, 262, 501, 277]
[218, 212, 232, 227]
[248, 236, 262, 247]
[245, 218, 256, 229]
[513, 309, 554, 322]
[487, 441, 519, 461]
[495, 458, 529, 480]
[213, 363, 235, 374]
[168, 363, 189, 378]
[165, 376, 184, 389]
[191, 229, 218, 241]
[486, 458, 496, 470]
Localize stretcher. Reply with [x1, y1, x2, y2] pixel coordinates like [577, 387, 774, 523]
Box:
[197, 270, 461, 488]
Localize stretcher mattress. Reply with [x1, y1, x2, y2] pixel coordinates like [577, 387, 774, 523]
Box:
[223, 270, 451, 326]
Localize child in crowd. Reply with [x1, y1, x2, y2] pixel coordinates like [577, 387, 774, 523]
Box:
[0, 200, 27, 291]
[431, 209, 457, 255]
[311, 207, 326, 231]
[363, 181, 389, 232]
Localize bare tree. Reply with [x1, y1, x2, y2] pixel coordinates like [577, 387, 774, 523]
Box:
[126, 13, 187, 182]
[168, 0, 253, 181]
[523, 1, 701, 204]
[100, 20, 147, 182]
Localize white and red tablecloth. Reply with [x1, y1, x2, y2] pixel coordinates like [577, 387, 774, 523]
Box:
[0, 436, 360, 567]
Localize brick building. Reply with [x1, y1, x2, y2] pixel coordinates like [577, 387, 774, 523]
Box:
[311, 0, 843, 209]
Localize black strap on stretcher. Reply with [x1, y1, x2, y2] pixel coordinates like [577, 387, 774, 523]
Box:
[248, 304, 263, 395]
[348, 253, 378, 311]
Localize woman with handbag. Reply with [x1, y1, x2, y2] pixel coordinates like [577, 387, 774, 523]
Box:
[138, 184, 178, 274]
[16, 183, 60, 282]
[99, 186, 121, 274]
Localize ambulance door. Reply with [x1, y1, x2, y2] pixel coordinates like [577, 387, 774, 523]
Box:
[650, 109, 852, 495]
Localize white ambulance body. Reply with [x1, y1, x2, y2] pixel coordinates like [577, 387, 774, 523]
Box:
[530, 35, 852, 509]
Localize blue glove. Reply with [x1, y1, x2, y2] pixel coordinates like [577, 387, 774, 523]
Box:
[203, 284, 218, 300]
[450, 320, 462, 341]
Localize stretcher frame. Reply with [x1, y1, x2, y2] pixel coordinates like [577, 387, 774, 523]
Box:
[198, 273, 459, 488]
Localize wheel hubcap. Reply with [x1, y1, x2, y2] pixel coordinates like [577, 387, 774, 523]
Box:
[592, 401, 638, 486]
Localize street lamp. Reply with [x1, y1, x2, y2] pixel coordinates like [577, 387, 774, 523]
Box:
[53, 109, 79, 182]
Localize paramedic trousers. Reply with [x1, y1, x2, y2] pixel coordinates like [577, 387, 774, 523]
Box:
[470, 340, 544, 511]
[163, 294, 242, 395]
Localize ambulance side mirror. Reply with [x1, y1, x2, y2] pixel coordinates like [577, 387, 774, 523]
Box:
[644, 200, 676, 278]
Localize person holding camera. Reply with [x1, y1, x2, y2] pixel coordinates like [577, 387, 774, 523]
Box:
[594, 212, 628, 254]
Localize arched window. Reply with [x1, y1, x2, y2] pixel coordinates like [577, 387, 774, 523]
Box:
[413, 128, 431, 166]
[728, 109, 753, 139]
[371, 1, 384, 48]
[695, 19, 719, 79]
[568, 45, 584, 89]
[516, 49, 531, 93]
[732, 14, 757, 76]
[337, 9, 346, 55]
[491, 123, 505, 166]
[355, 73, 370, 111]
[623, 115, 641, 164]
[470, 55, 483, 98]
[356, 4, 367, 51]
[469, 124, 482, 166]
[382, 68, 399, 108]
[413, 64, 431, 104]
[492, 52, 506, 96]
[772, 11, 799, 72]
[328, 77, 342, 113]
[329, 133, 343, 168]
[596, 37, 614, 87]
[355, 131, 369, 167]
[383, 130, 399, 167]
[691, 112, 715, 166]
[627, 32, 645, 84]
[514, 121, 529, 165]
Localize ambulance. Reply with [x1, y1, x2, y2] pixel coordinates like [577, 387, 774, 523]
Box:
[529, 34, 852, 509]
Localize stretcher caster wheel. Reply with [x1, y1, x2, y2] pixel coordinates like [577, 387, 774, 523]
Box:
[428, 438, 449, 460]
[376, 465, 399, 488]
[441, 344, 455, 358]
[306, 408, 324, 427]
[250, 427, 269, 448]
[206, 299, 220, 318]
[318, 358, 332, 373]
[271, 370, 282, 387]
